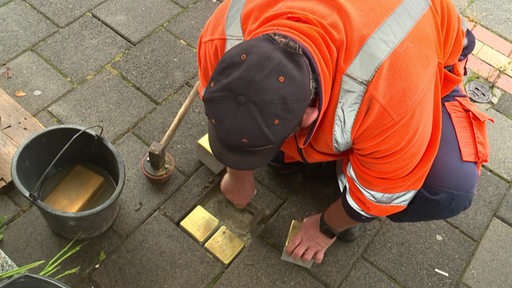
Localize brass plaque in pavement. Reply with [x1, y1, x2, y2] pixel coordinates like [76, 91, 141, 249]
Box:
[180, 205, 219, 243]
[205, 226, 245, 265]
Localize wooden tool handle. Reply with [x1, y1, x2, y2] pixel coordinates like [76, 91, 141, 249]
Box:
[160, 81, 200, 147]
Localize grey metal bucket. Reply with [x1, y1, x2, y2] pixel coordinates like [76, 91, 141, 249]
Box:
[11, 125, 125, 239]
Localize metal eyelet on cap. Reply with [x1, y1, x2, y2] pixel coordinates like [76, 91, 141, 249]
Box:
[274, 119, 280, 125]
[241, 54, 247, 61]
[278, 76, 285, 83]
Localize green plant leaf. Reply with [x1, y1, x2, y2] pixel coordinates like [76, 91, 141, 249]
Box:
[0, 260, 45, 279]
[40, 242, 81, 276]
[54, 267, 80, 280]
[0, 216, 7, 241]
[98, 251, 106, 263]
[0, 237, 81, 281]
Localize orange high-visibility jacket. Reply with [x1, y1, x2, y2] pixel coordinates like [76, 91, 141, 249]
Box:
[197, 0, 490, 217]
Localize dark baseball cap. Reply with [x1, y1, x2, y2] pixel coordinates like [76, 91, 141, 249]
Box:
[203, 33, 312, 170]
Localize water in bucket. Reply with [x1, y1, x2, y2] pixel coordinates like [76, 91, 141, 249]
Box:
[39, 162, 116, 212]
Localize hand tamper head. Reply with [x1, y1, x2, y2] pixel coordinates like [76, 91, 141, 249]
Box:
[140, 141, 176, 184]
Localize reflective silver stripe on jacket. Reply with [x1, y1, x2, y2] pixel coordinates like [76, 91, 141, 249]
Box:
[341, 163, 418, 217]
[333, 0, 431, 152]
[336, 0, 430, 216]
[225, 0, 246, 51]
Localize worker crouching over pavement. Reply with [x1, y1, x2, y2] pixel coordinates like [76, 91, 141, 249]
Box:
[196, 0, 493, 264]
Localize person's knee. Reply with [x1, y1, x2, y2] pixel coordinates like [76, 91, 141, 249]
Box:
[388, 183, 477, 222]
[443, 187, 476, 218]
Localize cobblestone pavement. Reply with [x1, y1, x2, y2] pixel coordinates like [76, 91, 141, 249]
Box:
[1, 1, 511, 287]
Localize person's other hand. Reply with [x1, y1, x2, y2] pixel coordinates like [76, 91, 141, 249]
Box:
[285, 214, 336, 263]
[219, 168, 256, 209]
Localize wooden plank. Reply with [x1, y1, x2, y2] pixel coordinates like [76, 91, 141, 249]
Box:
[0, 88, 44, 191]
[0, 133, 18, 186]
[0, 88, 44, 145]
[43, 164, 105, 213]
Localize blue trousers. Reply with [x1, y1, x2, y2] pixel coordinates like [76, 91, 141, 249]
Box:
[388, 87, 479, 222]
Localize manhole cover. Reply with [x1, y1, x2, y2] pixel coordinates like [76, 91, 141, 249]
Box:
[466, 81, 492, 103]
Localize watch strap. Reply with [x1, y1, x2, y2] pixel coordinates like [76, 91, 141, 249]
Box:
[319, 213, 337, 239]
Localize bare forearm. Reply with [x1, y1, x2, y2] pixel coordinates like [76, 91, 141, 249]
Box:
[322, 198, 360, 232]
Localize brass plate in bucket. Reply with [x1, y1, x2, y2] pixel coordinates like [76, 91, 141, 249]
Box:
[180, 205, 219, 243]
[204, 226, 244, 265]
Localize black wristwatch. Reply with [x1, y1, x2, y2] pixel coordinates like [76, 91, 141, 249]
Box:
[319, 213, 338, 239]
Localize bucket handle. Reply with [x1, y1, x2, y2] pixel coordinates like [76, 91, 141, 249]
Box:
[29, 125, 104, 202]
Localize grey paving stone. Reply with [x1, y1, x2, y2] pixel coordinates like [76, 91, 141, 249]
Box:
[111, 133, 187, 236]
[0, 0, 57, 63]
[258, 175, 382, 288]
[339, 259, 400, 288]
[112, 29, 196, 103]
[463, 218, 512, 288]
[92, 212, 224, 288]
[161, 166, 217, 222]
[0, 208, 66, 265]
[93, 0, 181, 44]
[0, 207, 124, 287]
[497, 186, 512, 224]
[494, 92, 512, 118]
[48, 69, 154, 142]
[173, 0, 198, 8]
[249, 180, 284, 218]
[364, 220, 476, 288]
[255, 162, 339, 201]
[35, 14, 132, 83]
[455, 0, 512, 42]
[0, 195, 19, 221]
[164, 0, 219, 47]
[214, 238, 324, 288]
[35, 110, 60, 128]
[484, 108, 512, 181]
[4, 187, 31, 212]
[58, 229, 125, 287]
[0, 51, 73, 114]
[133, 84, 208, 176]
[25, 0, 105, 27]
[447, 169, 509, 240]
[255, 166, 312, 201]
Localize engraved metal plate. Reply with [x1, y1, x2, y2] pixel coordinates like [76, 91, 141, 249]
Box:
[180, 205, 219, 243]
[205, 226, 245, 265]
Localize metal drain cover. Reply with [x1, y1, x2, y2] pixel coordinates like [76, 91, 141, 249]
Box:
[466, 81, 492, 103]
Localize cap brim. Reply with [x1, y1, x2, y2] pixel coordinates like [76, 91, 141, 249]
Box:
[208, 122, 282, 170]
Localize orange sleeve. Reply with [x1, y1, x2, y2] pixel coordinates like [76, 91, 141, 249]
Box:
[196, 0, 230, 98]
[434, 0, 466, 96]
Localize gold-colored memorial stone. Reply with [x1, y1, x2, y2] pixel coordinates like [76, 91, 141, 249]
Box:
[180, 205, 219, 243]
[205, 226, 244, 265]
[197, 134, 225, 174]
[281, 220, 313, 268]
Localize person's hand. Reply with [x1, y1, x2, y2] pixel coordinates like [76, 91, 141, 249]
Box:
[219, 168, 256, 209]
[285, 214, 336, 264]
